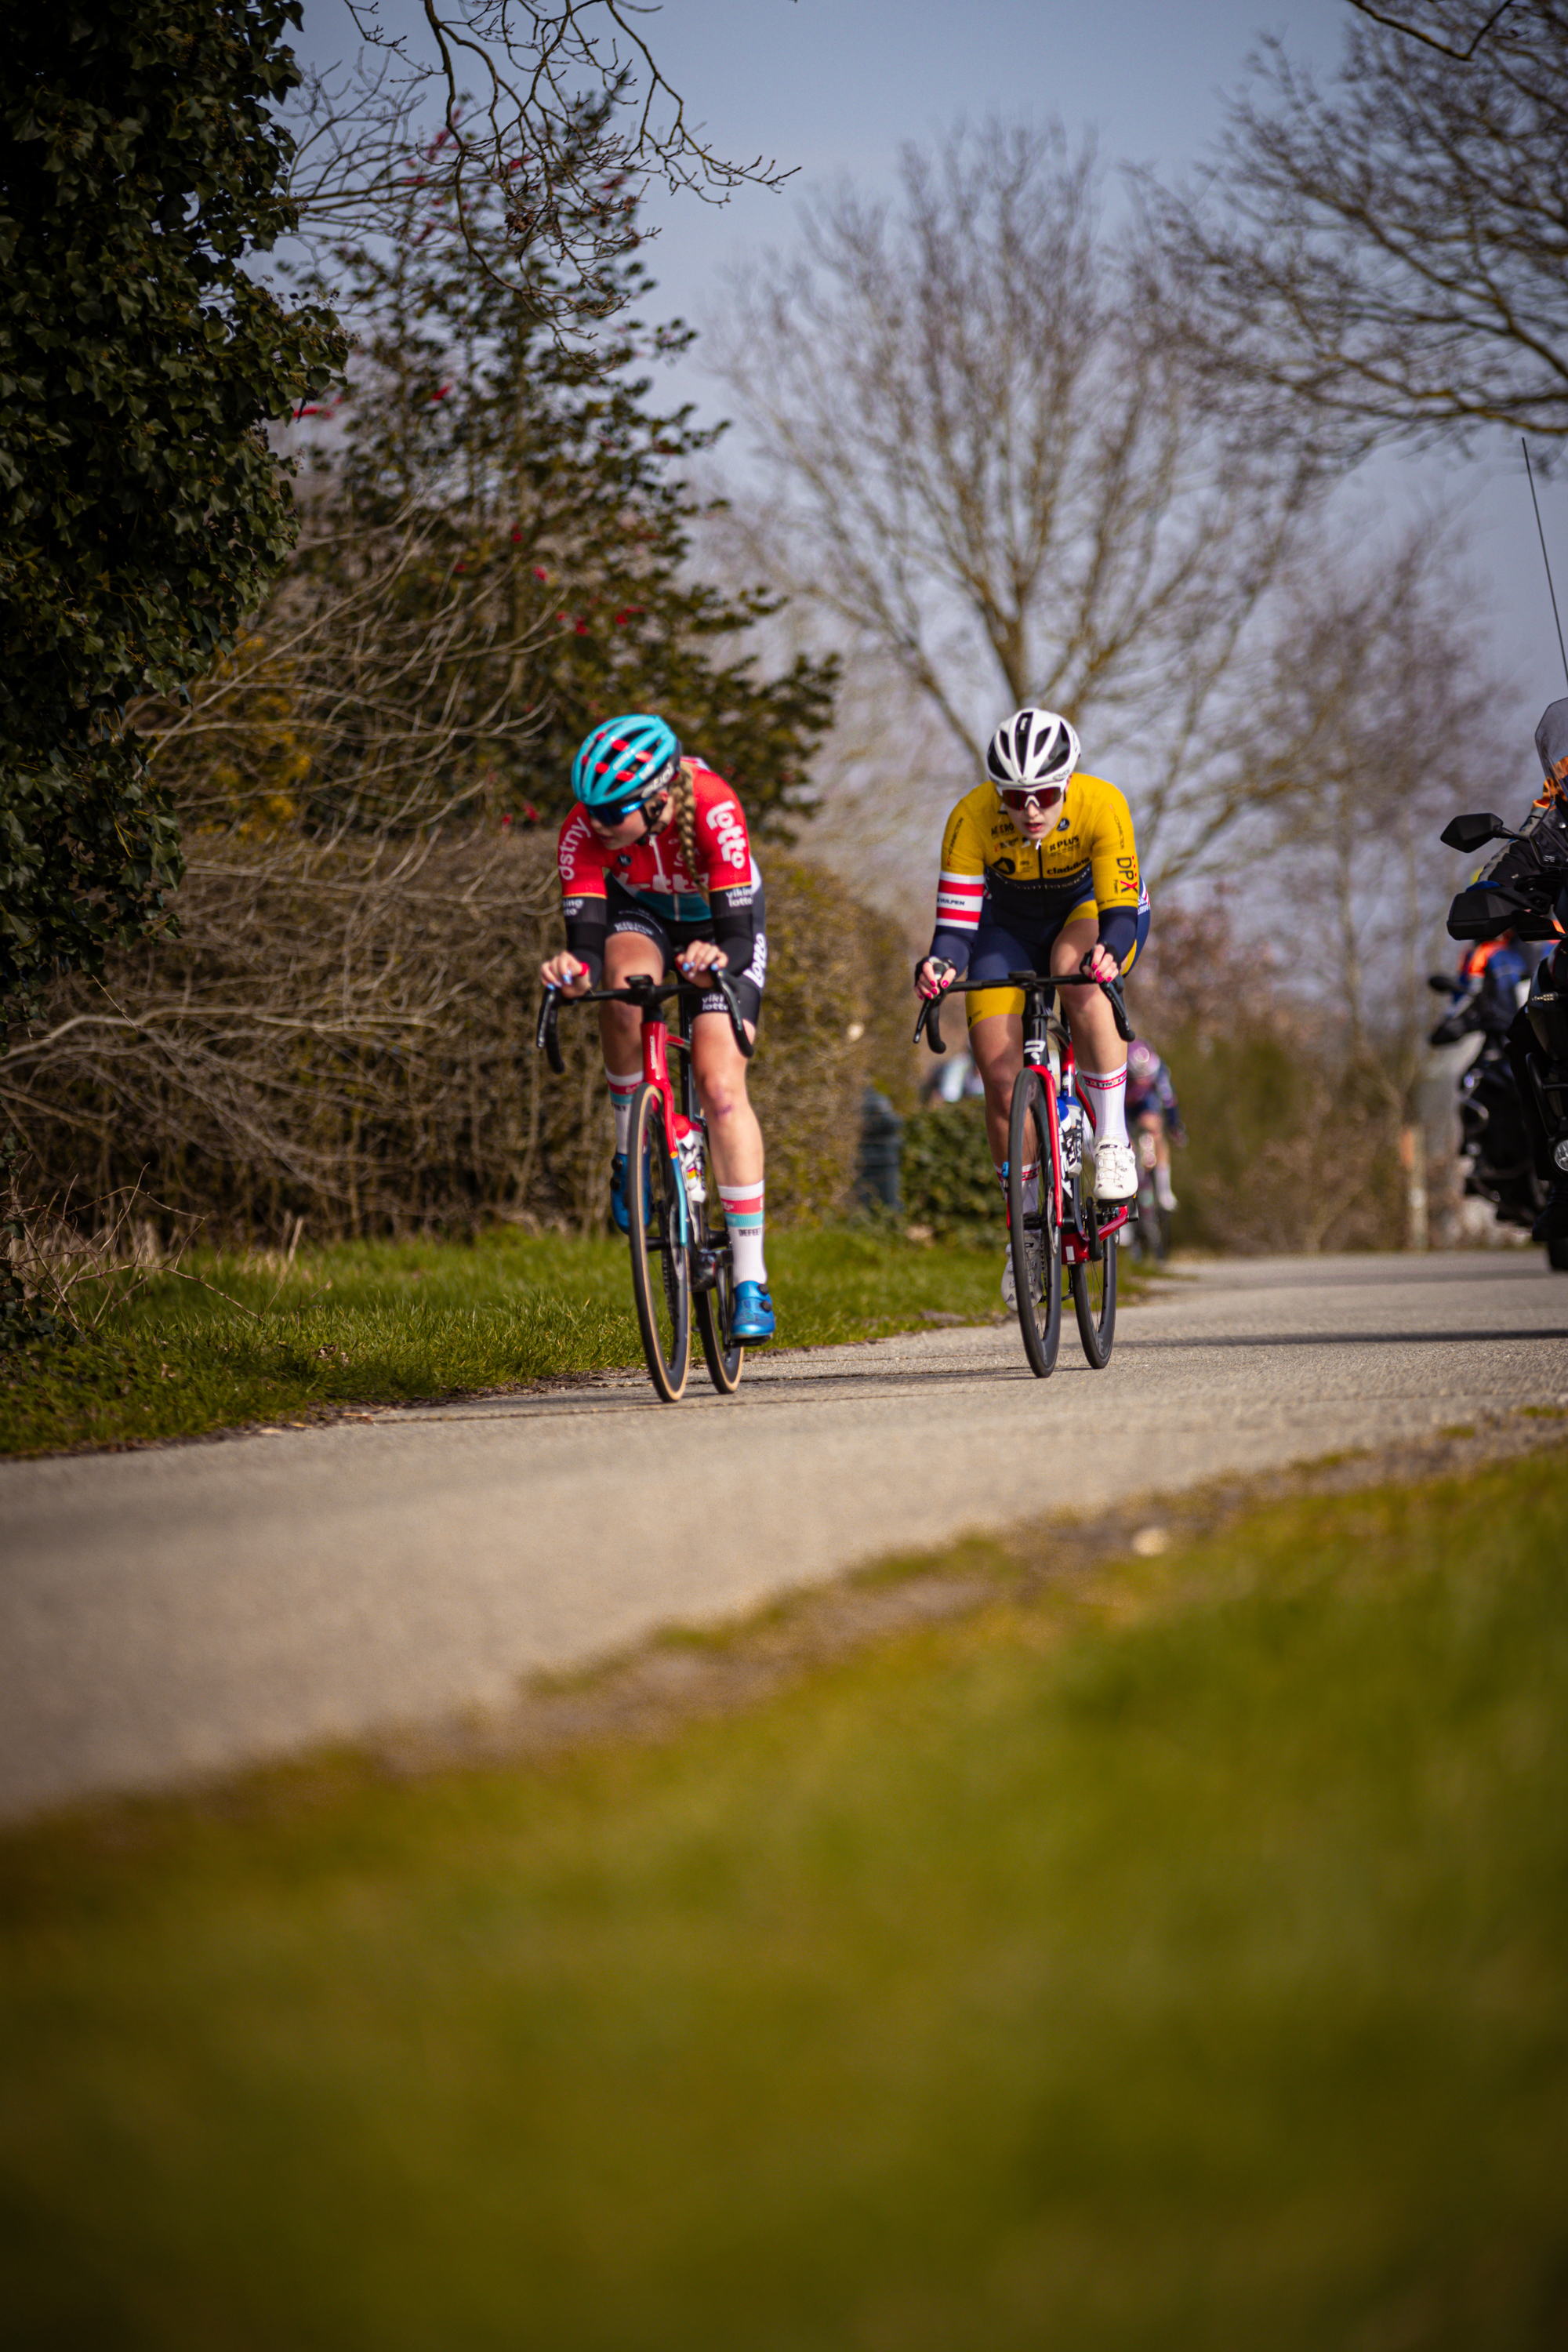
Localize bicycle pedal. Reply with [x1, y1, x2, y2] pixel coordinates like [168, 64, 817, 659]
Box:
[690, 1250, 720, 1293]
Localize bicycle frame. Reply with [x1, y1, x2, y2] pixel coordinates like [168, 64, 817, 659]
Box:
[628, 985, 709, 1256]
[536, 964, 753, 1268]
[916, 970, 1133, 1263]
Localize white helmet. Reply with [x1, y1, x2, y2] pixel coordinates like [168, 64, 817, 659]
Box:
[985, 706, 1080, 794]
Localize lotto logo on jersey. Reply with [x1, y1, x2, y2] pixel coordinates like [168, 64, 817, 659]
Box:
[705, 800, 749, 872]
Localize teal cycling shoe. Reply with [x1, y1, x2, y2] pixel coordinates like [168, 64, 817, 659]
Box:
[731, 1279, 776, 1341]
[609, 1152, 653, 1236]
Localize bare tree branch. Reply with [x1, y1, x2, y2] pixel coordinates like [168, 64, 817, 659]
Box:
[285, 2, 798, 321]
[1345, 0, 1515, 59]
[1145, 1, 1568, 455]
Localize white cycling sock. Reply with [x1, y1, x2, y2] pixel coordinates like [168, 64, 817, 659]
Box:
[995, 1159, 1040, 1209]
[1079, 1066, 1129, 1149]
[719, 1180, 767, 1285]
[604, 1066, 639, 1156]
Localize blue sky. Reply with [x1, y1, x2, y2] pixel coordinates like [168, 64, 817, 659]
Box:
[297, 0, 1568, 800]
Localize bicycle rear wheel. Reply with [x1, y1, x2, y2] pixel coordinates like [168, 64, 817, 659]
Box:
[1008, 1066, 1062, 1379]
[1072, 1229, 1118, 1368]
[626, 1084, 690, 1401]
[694, 1163, 745, 1395]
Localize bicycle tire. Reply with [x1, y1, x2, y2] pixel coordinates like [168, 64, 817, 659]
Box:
[626, 1083, 691, 1401]
[1072, 1226, 1118, 1368]
[1008, 1066, 1062, 1378]
[695, 1163, 746, 1395]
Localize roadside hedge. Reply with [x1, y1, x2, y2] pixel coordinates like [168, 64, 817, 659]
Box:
[2, 823, 913, 1239]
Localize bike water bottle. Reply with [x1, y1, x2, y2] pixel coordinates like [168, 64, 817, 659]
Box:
[677, 1128, 706, 1209]
[1058, 1089, 1083, 1177]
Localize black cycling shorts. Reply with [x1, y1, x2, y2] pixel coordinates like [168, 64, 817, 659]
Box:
[605, 873, 767, 1029]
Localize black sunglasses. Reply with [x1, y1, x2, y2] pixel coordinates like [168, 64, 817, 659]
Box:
[590, 789, 661, 827]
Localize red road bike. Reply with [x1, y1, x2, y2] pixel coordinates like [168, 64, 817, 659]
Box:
[538, 970, 753, 1403]
[915, 970, 1135, 1375]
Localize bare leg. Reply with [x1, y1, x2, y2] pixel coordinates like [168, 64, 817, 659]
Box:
[689, 1011, 763, 1188]
[969, 1012, 1024, 1169]
[597, 931, 664, 1081]
[1049, 916, 1127, 1079]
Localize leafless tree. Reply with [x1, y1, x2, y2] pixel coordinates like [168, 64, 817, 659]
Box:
[286, 2, 797, 322]
[1237, 514, 1512, 1065]
[1142, 0, 1568, 456]
[707, 123, 1326, 885]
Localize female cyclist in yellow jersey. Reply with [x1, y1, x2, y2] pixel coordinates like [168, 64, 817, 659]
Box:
[916, 707, 1150, 1290]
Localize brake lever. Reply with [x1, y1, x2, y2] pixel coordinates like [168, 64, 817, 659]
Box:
[712, 968, 754, 1058]
[535, 987, 565, 1075]
[913, 990, 948, 1054]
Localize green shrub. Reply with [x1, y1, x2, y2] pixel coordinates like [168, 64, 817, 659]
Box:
[902, 1096, 999, 1235]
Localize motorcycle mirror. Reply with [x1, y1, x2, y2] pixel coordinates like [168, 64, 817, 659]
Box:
[1427, 972, 1457, 993]
[1439, 812, 1509, 853]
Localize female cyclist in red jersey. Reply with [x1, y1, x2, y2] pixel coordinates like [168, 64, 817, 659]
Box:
[538, 713, 775, 1341]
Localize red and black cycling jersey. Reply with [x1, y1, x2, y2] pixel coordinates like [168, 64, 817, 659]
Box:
[557, 758, 759, 986]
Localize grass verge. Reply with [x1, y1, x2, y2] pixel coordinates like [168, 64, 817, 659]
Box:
[2, 1444, 1566, 2347]
[0, 1224, 1033, 1457]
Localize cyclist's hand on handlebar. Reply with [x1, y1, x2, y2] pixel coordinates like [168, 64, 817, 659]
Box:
[676, 941, 728, 978]
[1079, 942, 1120, 984]
[916, 956, 956, 1000]
[540, 952, 591, 996]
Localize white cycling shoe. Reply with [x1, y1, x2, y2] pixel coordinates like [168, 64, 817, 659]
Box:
[1092, 1138, 1138, 1202]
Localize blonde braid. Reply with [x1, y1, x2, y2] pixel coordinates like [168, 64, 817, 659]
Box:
[672, 757, 704, 898]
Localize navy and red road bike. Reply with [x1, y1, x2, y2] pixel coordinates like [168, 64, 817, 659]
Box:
[538, 970, 753, 1403]
[915, 970, 1135, 1376]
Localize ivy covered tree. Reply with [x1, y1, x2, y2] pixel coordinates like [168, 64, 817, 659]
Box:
[267, 146, 837, 834]
[0, 0, 344, 1033]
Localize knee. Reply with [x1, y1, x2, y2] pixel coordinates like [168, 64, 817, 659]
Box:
[700, 1068, 747, 1124]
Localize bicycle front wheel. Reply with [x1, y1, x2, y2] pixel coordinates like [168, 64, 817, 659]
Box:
[626, 1084, 691, 1402]
[1072, 1229, 1118, 1368]
[1008, 1066, 1062, 1379]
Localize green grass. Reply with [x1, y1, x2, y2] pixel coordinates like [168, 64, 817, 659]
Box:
[3, 1449, 1567, 2347]
[0, 1225, 1015, 1457]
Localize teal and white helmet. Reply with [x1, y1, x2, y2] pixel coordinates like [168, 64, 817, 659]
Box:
[572, 714, 681, 817]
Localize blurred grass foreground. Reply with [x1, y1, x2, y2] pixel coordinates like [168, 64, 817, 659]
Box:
[3, 1446, 1567, 2345]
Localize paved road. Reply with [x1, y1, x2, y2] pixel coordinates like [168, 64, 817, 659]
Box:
[3, 1252, 1567, 1820]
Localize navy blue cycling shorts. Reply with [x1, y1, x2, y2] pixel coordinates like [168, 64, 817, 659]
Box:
[964, 892, 1150, 1028]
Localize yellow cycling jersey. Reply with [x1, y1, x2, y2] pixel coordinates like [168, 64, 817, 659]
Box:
[932, 771, 1141, 942]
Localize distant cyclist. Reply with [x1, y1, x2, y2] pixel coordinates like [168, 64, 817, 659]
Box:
[915, 706, 1150, 1300]
[1125, 1038, 1185, 1216]
[538, 714, 775, 1342]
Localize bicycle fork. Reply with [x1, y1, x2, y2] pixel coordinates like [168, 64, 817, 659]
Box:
[638, 1011, 694, 1250]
